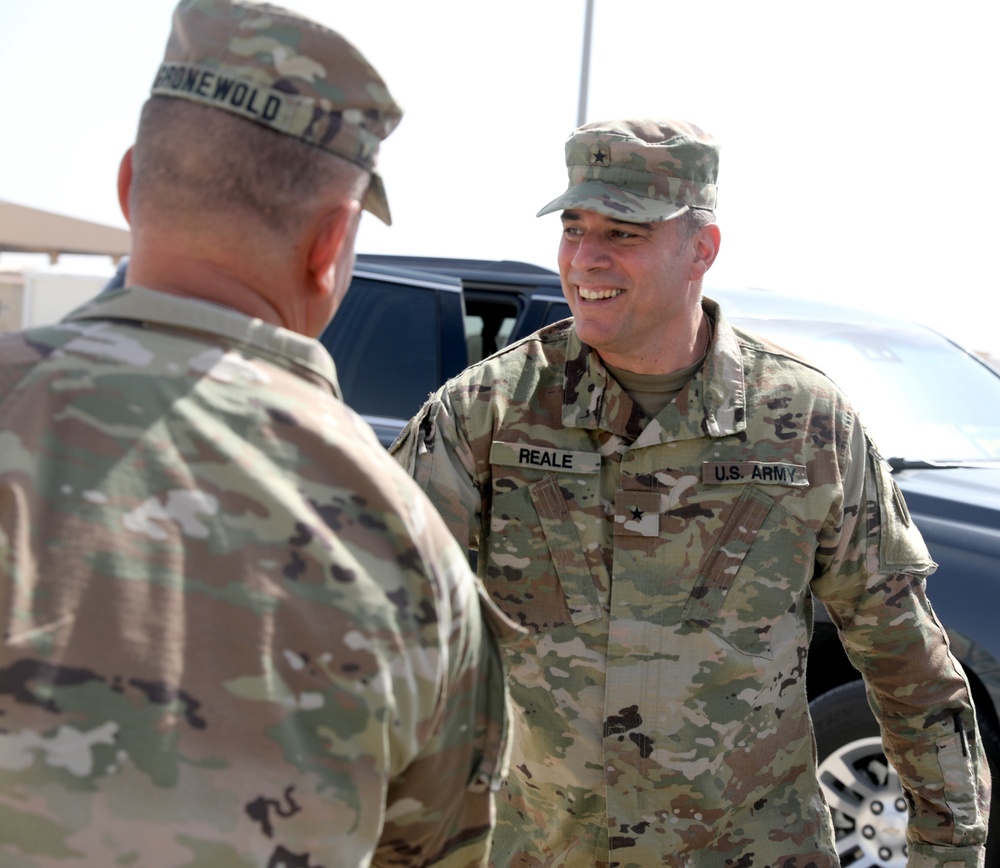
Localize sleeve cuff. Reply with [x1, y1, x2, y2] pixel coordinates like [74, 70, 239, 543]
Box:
[907, 842, 985, 868]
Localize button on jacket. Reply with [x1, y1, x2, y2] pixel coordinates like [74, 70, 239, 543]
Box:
[392, 298, 990, 868]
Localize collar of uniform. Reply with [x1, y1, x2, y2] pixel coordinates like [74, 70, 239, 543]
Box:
[562, 327, 642, 437]
[561, 297, 747, 440]
[696, 297, 746, 438]
[64, 286, 342, 397]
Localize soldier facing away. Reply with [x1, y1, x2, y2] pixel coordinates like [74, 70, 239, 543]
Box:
[391, 118, 991, 867]
[0, 1, 520, 865]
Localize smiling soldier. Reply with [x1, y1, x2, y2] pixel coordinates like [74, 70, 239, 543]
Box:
[392, 118, 991, 867]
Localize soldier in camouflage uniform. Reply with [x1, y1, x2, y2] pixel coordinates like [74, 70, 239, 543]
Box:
[0, 2, 521, 866]
[392, 119, 991, 867]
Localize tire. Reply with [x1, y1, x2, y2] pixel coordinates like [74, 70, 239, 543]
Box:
[811, 680, 999, 868]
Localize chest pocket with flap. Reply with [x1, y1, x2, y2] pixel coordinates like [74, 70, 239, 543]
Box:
[486, 442, 602, 634]
[681, 484, 815, 659]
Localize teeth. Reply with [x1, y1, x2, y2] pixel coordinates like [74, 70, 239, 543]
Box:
[578, 287, 623, 300]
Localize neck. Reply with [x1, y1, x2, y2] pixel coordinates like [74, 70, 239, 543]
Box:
[598, 310, 713, 375]
[125, 229, 290, 328]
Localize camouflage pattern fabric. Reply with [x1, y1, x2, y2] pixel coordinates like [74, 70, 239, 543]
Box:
[391, 298, 991, 868]
[151, 0, 403, 224]
[0, 287, 521, 867]
[535, 119, 719, 224]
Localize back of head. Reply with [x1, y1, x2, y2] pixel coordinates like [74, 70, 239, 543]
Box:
[130, 0, 403, 236]
[131, 96, 366, 239]
[0, 6, 509, 865]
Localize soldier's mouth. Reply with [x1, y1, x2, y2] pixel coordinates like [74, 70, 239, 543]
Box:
[578, 287, 623, 301]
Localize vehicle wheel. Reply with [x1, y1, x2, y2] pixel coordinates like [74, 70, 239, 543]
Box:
[812, 679, 999, 868]
[813, 681, 907, 867]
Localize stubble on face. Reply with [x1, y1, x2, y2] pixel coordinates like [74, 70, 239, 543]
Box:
[557, 210, 704, 373]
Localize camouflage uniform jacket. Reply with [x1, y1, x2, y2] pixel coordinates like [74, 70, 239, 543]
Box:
[391, 297, 990, 868]
[0, 286, 521, 868]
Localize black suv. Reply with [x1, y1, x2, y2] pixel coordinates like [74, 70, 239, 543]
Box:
[322, 255, 1000, 868]
[322, 255, 570, 447]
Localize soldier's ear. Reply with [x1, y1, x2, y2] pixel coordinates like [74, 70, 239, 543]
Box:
[307, 199, 362, 297]
[117, 147, 135, 224]
[689, 223, 721, 280]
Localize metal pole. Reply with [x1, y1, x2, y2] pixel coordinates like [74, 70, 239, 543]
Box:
[577, 0, 594, 127]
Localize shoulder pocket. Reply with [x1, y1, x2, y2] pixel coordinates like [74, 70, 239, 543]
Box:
[865, 451, 935, 575]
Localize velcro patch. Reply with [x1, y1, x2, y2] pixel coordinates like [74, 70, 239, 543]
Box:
[614, 491, 660, 537]
[491, 441, 601, 475]
[703, 461, 808, 487]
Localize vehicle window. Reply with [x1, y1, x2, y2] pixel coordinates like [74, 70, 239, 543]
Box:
[465, 298, 518, 364]
[736, 319, 1000, 463]
[543, 301, 572, 326]
[320, 277, 440, 421]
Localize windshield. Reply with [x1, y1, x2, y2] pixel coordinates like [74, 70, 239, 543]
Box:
[730, 318, 1000, 463]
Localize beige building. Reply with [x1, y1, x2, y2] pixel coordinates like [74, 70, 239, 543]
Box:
[0, 200, 129, 331]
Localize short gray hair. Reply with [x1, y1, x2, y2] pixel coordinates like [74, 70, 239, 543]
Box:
[675, 207, 717, 241]
[130, 96, 370, 236]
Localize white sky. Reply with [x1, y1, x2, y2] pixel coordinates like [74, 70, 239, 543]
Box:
[2, 0, 998, 356]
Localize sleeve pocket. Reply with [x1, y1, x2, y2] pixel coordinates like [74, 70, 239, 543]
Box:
[865, 451, 936, 576]
[934, 723, 982, 835]
[466, 608, 513, 793]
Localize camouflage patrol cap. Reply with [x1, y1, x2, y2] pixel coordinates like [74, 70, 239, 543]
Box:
[151, 0, 403, 224]
[536, 118, 719, 223]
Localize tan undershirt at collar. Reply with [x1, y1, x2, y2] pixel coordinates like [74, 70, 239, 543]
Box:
[604, 356, 704, 419]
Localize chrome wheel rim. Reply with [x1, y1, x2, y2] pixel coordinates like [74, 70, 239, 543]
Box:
[817, 736, 909, 867]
